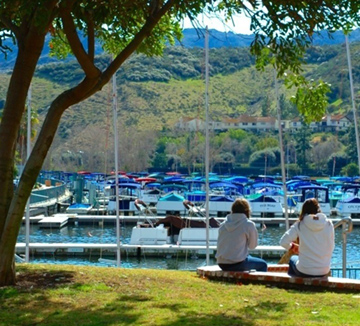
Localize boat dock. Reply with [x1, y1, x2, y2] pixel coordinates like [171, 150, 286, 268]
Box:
[23, 214, 360, 228]
[15, 242, 286, 258]
[37, 215, 70, 228]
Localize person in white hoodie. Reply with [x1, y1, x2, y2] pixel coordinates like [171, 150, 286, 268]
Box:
[216, 198, 268, 272]
[280, 198, 334, 277]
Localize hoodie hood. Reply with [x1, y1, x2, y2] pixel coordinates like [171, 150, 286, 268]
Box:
[223, 213, 248, 232]
[302, 213, 329, 232]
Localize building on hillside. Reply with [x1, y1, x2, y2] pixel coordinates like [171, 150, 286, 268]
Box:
[174, 113, 351, 133]
[254, 116, 278, 132]
[209, 117, 243, 131]
[284, 117, 302, 132]
[174, 117, 206, 131]
[313, 114, 351, 132]
[284, 114, 351, 133]
[175, 115, 280, 132]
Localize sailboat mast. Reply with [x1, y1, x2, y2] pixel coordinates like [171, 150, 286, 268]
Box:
[25, 85, 32, 262]
[112, 71, 121, 267]
[345, 34, 360, 175]
[205, 27, 210, 265]
[274, 70, 289, 230]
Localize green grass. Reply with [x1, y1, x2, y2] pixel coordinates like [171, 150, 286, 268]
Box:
[1, 264, 360, 325]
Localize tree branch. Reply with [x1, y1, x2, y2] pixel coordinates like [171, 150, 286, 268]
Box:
[0, 15, 20, 38]
[87, 12, 95, 61]
[60, 7, 100, 78]
[102, 0, 177, 85]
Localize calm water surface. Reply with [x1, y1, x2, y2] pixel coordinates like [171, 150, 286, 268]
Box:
[17, 220, 360, 270]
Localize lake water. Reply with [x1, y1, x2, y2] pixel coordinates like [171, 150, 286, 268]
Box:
[17, 221, 360, 271]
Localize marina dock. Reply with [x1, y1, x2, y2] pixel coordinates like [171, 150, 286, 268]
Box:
[38, 215, 69, 228]
[17, 213, 355, 260]
[15, 242, 286, 258]
[23, 213, 360, 228]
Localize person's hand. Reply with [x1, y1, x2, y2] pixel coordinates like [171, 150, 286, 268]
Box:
[290, 242, 299, 255]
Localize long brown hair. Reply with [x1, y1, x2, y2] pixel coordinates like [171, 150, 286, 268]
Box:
[231, 198, 251, 218]
[299, 198, 321, 221]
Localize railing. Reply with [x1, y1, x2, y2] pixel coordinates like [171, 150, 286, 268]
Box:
[333, 216, 353, 278]
[29, 178, 69, 208]
[331, 268, 360, 279]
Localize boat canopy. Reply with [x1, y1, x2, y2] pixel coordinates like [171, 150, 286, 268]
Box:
[248, 182, 282, 189]
[209, 195, 234, 202]
[159, 184, 188, 191]
[162, 177, 185, 184]
[209, 182, 239, 189]
[223, 176, 249, 184]
[296, 185, 329, 202]
[135, 177, 157, 183]
[249, 195, 277, 202]
[158, 193, 185, 202]
[286, 180, 314, 191]
[144, 182, 162, 188]
[109, 182, 141, 189]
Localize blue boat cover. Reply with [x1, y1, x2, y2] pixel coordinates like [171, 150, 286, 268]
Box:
[343, 197, 360, 203]
[158, 193, 185, 202]
[209, 196, 234, 202]
[249, 195, 277, 202]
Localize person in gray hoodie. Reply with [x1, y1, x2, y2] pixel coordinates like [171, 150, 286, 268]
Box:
[280, 198, 334, 277]
[216, 198, 268, 272]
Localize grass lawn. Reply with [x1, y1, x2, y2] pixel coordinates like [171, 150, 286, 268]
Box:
[1, 264, 360, 326]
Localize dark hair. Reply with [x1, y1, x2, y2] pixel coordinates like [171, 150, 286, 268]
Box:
[231, 198, 251, 218]
[299, 198, 321, 221]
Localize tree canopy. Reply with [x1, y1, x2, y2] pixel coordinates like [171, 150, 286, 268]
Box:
[1, 0, 360, 286]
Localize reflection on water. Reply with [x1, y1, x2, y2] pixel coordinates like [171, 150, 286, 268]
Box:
[17, 221, 360, 270]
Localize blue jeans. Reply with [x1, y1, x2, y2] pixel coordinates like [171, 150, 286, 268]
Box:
[288, 256, 326, 278]
[218, 255, 268, 272]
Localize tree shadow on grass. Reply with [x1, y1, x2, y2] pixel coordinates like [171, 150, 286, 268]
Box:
[1, 270, 291, 326]
[1, 285, 291, 326]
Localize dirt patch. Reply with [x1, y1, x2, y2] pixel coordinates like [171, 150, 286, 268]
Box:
[15, 270, 75, 290]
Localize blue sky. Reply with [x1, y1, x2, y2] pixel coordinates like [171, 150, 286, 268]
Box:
[182, 12, 253, 35]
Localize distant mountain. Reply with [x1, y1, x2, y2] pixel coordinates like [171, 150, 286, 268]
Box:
[179, 28, 360, 47]
[1, 28, 360, 71]
[178, 29, 254, 48]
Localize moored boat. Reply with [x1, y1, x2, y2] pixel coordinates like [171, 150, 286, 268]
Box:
[293, 185, 331, 216]
[335, 184, 360, 217]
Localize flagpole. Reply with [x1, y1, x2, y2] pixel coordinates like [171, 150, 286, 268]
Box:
[112, 71, 121, 267]
[205, 26, 210, 265]
[345, 34, 360, 175]
[274, 69, 289, 230]
[25, 85, 32, 262]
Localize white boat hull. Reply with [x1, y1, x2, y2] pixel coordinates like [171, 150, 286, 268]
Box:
[139, 193, 160, 205]
[156, 201, 186, 215]
[250, 201, 284, 217]
[177, 228, 218, 246]
[130, 226, 169, 245]
[208, 201, 232, 216]
[335, 201, 360, 216]
[295, 202, 331, 216]
[107, 200, 137, 214]
[130, 225, 218, 246]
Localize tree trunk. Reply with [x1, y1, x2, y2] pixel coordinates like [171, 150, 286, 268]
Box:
[0, 0, 175, 287]
[0, 251, 16, 286]
[0, 6, 56, 286]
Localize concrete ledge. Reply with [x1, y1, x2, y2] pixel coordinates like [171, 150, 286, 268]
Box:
[197, 265, 360, 292]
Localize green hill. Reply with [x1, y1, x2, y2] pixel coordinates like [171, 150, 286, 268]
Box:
[0, 43, 358, 172]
